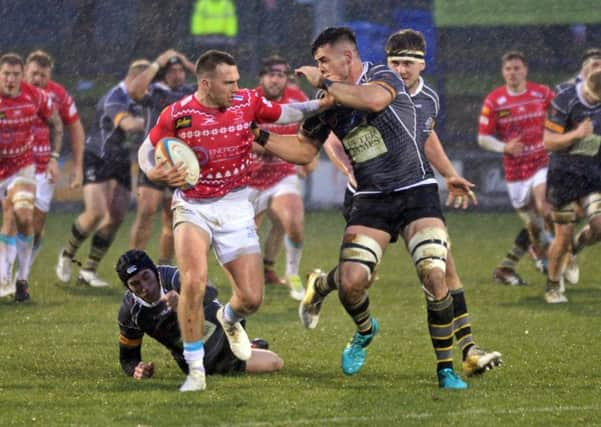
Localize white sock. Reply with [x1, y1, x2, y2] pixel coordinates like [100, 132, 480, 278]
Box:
[183, 340, 205, 373]
[28, 239, 41, 272]
[284, 236, 303, 276]
[0, 234, 16, 286]
[16, 233, 34, 281]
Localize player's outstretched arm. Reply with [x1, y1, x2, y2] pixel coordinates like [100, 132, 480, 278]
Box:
[252, 124, 319, 165]
[543, 118, 593, 151]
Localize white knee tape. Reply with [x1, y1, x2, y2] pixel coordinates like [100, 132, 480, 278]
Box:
[408, 227, 448, 275]
[12, 191, 35, 210]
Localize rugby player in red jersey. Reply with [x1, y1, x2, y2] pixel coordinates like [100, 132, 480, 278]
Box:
[0, 53, 63, 302]
[138, 49, 331, 392]
[249, 55, 314, 300]
[478, 51, 555, 286]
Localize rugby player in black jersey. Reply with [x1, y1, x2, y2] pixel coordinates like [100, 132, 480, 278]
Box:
[251, 27, 487, 389]
[543, 69, 601, 303]
[116, 250, 283, 387]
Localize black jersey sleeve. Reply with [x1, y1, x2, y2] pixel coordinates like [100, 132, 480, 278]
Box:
[546, 89, 572, 134]
[118, 294, 144, 376]
[365, 64, 406, 98]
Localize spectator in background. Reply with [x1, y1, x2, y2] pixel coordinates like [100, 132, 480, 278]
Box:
[478, 51, 555, 288]
[55, 60, 149, 288]
[190, 0, 238, 47]
[127, 49, 196, 265]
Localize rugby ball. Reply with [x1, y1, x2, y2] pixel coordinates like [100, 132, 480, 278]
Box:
[154, 137, 200, 187]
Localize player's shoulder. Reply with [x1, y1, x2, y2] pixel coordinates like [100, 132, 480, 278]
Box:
[45, 80, 68, 96]
[105, 83, 129, 104]
[366, 63, 399, 82]
[118, 291, 136, 319]
[484, 85, 508, 104]
[551, 83, 578, 110]
[157, 265, 180, 291]
[526, 81, 553, 98]
[20, 81, 43, 98]
[283, 86, 308, 103]
[418, 79, 439, 101]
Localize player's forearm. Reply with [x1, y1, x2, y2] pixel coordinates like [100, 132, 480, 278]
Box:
[543, 129, 580, 151]
[127, 63, 159, 101]
[48, 110, 64, 156]
[425, 131, 458, 178]
[323, 133, 352, 175]
[326, 82, 391, 112]
[67, 120, 85, 167]
[477, 134, 505, 153]
[137, 138, 156, 174]
[275, 100, 321, 124]
[120, 116, 145, 133]
[119, 344, 142, 377]
[260, 132, 319, 165]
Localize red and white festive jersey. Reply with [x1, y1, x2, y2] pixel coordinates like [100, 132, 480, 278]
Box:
[32, 80, 79, 173]
[249, 86, 308, 190]
[149, 89, 282, 199]
[0, 81, 53, 180]
[479, 81, 554, 181]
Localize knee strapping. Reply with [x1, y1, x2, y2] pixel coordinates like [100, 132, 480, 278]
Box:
[582, 193, 601, 222]
[551, 202, 578, 224]
[339, 234, 383, 281]
[11, 191, 35, 211]
[408, 227, 448, 277]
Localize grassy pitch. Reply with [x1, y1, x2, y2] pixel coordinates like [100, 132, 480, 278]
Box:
[1, 210, 600, 426]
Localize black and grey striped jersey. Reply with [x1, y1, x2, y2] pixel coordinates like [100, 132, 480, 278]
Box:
[545, 83, 601, 175]
[85, 82, 147, 159]
[411, 77, 439, 147]
[303, 62, 435, 194]
[118, 266, 241, 375]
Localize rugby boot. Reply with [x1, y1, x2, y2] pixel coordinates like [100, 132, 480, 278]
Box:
[216, 306, 251, 361]
[14, 280, 31, 303]
[463, 346, 503, 376]
[77, 269, 110, 288]
[179, 370, 206, 392]
[298, 269, 326, 329]
[438, 368, 468, 389]
[341, 318, 379, 376]
[493, 267, 527, 286]
[55, 249, 73, 283]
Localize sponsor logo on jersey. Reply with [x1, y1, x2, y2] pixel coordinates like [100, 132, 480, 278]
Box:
[0, 112, 5, 119]
[175, 116, 192, 129]
[498, 110, 511, 117]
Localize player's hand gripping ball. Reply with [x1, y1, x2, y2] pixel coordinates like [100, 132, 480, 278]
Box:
[154, 137, 200, 188]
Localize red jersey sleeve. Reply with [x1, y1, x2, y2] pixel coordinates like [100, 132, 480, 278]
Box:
[58, 91, 79, 126]
[148, 106, 175, 146]
[36, 87, 54, 121]
[250, 90, 283, 124]
[478, 95, 496, 136]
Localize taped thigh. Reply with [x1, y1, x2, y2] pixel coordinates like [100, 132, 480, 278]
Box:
[339, 234, 383, 281]
[517, 208, 542, 228]
[551, 202, 578, 224]
[11, 190, 35, 211]
[582, 192, 601, 222]
[408, 227, 448, 277]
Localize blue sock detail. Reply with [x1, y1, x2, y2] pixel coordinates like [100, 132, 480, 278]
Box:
[224, 303, 243, 323]
[0, 233, 17, 245]
[285, 236, 303, 249]
[16, 233, 34, 244]
[183, 340, 204, 352]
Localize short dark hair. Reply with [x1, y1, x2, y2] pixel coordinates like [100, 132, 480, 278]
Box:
[259, 55, 290, 76]
[0, 53, 24, 69]
[385, 29, 426, 57]
[195, 50, 236, 76]
[311, 27, 357, 56]
[502, 50, 527, 66]
[582, 48, 601, 64]
[26, 50, 53, 68]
